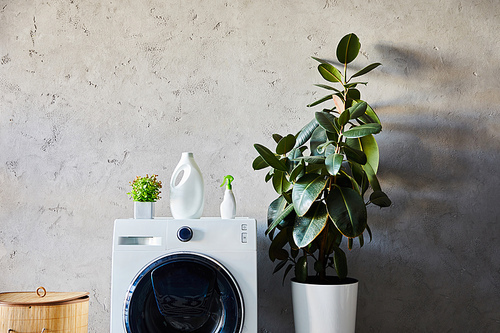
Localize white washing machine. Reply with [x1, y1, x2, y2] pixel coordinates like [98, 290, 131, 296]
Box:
[110, 217, 257, 333]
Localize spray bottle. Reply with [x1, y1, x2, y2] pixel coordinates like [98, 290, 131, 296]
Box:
[220, 175, 236, 219]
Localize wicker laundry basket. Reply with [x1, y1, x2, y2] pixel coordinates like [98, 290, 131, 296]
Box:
[0, 287, 89, 333]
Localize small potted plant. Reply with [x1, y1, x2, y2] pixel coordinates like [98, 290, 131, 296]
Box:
[128, 174, 162, 219]
[253, 33, 391, 333]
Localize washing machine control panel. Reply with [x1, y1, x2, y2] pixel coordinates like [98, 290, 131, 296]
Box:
[241, 223, 248, 243]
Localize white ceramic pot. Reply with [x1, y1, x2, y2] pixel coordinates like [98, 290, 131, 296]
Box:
[134, 201, 154, 219]
[291, 277, 358, 333]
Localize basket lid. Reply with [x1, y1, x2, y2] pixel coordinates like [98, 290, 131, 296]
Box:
[0, 287, 89, 305]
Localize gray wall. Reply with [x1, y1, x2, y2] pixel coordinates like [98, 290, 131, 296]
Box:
[1, 0, 499, 332]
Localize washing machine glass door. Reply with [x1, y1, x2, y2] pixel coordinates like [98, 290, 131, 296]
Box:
[124, 252, 244, 333]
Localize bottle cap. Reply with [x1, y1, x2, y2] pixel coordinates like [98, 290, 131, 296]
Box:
[220, 175, 234, 190]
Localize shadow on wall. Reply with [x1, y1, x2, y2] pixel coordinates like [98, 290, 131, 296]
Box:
[351, 44, 500, 332]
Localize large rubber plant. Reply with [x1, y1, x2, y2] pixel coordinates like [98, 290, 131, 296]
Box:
[253, 33, 391, 283]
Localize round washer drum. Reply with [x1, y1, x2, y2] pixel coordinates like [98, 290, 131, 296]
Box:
[124, 252, 244, 333]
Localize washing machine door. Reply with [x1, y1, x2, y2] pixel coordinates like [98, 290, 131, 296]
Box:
[124, 252, 244, 333]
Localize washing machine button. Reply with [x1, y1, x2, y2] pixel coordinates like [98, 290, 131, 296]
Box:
[177, 226, 193, 242]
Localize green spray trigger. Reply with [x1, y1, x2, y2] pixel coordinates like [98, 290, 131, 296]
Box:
[220, 175, 234, 190]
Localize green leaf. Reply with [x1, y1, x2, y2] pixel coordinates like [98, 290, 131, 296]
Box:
[343, 145, 367, 165]
[347, 101, 367, 119]
[333, 247, 347, 280]
[346, 135, 379, 173]
[307, 94, 333, 107]
[292, 156, 326, 164]
[336, 33, 360, 65]
[351, 62, 382, 78]
[292, 174, 328, 216]
[345, 89, 360, 103]
[314, 84, 341, 93]
[318, 63, 343, 83]
[310, 127, 328, 156]
[293, 202, 328, 248]
[338, 109, 351, 127]
[315, 111, 339, 134]
[344, 82, 367, 89]
[269, 229, 289, 262]
[265, 170, 273, 182]
[342, 123, 382, 138]
[254, 144, 288, 171]
[272, 134, 283, 144]
[273, 170, 291, 194]
[289, 163, 304, 183]
[295, 255, 308, 282]
[370, 190, 392, 207]
[311, 56, 327, 64]
[359, 103, 381, 125]
[363, 162, 382, 192]
[252, 155, 269, 170]
[266, 197, 294, 235]
[294, 118, 319, 148]
[325, 153, 344, 176]
[326, 186, 367, 238]
[276, 134, 296, 155]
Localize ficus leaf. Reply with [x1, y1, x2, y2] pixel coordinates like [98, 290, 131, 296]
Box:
[338, 109, 351, 127]
[293, 202, 328, 248]
[333, 247, 348, 280]
[348, 101, 367, 119]
[362, 162, 382, 192]
[351, 62, 382, 78]
[294, 118, 319, 148]
[266, 200, 295, 235]
[307, 94, 333, 107]
[272, 134, 283, 144]
[346, 135, 379, 173]
[370, 190, 392, 207]
[315, 111, 339, 134]
[276, 134, 296, 155]
[289, 163, 304, 183]
[318, 63, 343, 83]
[269, 229, 289, 262]
[359, 103, 381, 125]
[314, 84, 341, 93]
[292, 156, 326, 164]
[325, 153, 344, 176]
[292, 174, 328, 216]
[342, 123, 382, 138]
[343, 145, 367, 165]
[273, 170, 291, 194]
[252, 155, 269, 170]
[254, 144, 288, 171]
[326, 186, 367, 238]
[295, 255, 308, 282]
[336, 33, 360, 65]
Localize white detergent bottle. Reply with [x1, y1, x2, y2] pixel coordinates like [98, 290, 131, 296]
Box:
[170, 152, 204, 219]
[220, 175, 236, 219]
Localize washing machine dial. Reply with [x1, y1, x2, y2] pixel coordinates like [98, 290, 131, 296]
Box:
[177, 226, 193, 242]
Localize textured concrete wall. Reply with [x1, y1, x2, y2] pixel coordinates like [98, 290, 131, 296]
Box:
[1, 0, 499, 332]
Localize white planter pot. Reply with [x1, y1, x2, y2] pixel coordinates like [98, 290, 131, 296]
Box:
[291, 277, 358, 333]
[134, 202, 155, 219]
